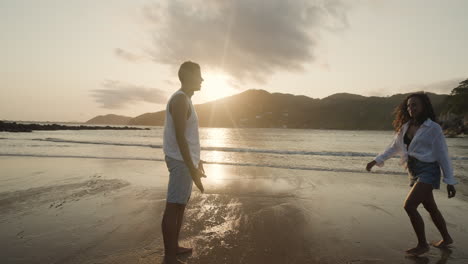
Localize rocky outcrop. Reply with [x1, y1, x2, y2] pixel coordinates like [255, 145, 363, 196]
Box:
[0, 121, 148, 133]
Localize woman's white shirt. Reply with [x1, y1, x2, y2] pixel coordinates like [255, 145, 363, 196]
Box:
[374, 119, 457, 185]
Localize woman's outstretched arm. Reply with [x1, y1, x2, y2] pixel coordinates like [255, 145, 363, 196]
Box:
[367, 131, 403, 171]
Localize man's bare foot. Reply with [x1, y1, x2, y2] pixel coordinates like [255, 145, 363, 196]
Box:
[405, 244, 430, 256]
[177, 246, 193, 255]
[431, 238, 453, 248]
[163, 256, 183, 264]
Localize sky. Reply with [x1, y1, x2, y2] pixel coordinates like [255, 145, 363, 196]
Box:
[1, 0, 467, 122]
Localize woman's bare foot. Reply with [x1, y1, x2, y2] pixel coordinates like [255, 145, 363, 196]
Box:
[405, 244, 430, 256]
[431, 238, 453, 248]
[177, 246, 193, 255]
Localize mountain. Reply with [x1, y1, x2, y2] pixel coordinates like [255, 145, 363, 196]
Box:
[128, 112, 165, 126]
[86, 114, 133, 125]
[439, 79, 468, 135]
[115, 89, 449, 130]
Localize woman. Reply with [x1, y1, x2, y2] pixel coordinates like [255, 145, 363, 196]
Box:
[366, 93, 457, 256]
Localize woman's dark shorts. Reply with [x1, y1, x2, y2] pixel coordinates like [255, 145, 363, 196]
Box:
[407, 156, 441, 189]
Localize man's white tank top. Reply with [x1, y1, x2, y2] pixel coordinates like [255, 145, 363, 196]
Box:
[163, 90, 200, 167]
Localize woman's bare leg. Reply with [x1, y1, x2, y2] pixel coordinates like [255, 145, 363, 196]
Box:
[403, 182, 432, 255]
[422, 191, 453, 247]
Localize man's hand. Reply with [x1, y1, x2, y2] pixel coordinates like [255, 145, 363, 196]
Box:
[366, 160, 377, 172]
[447, 185, 456, 198]
[198, 160, 205, 175]
[190, 168, 207, 193]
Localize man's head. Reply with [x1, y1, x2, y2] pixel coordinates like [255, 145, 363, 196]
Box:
[178, 61, 203, 92]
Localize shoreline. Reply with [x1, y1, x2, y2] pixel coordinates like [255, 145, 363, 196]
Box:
[2, 120, 467, 137]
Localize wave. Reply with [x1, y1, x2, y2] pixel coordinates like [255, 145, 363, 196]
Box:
[0, 153, 407, 176]
[4, 137, 468, 160]
[30, 137, 379, 158]
[27, 137, 468, 160]
[31, 137, 160, 148]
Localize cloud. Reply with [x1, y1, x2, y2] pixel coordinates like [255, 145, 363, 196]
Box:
[92, 80, 168, 109]
[142, 0, 349, 83]
[415, 78, 465, 94]
[368, 77, 465, 97]
[114, 48, 145, 62]
[164, 79, 177, 86]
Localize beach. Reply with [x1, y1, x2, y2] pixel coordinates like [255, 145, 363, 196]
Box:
[1, 155, 467, 264]
[4, 1, 468, 262]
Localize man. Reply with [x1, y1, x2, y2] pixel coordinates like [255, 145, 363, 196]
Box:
[162, 61, 206, 264]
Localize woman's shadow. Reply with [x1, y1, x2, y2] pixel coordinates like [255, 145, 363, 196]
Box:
[406, 248, 453, 264]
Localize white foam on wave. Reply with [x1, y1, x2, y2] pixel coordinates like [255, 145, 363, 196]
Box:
[29, 138, 379, 157]
[0, 153, 407, 175]
[24, 137, 468, 160]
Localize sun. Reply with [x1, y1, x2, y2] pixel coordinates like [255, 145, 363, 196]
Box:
[200, 71, 238, 102]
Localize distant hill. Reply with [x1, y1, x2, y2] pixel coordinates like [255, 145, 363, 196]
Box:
[439, 78, 468, 135]
[127, 112, 165, 126]
[86, 114, 133, 125]
[107, 89, 448, 130]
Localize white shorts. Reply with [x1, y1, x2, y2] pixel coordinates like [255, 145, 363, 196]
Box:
[165, 156, 193, 204]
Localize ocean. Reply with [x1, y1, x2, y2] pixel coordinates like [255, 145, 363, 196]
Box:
[1, 127, 466, 184]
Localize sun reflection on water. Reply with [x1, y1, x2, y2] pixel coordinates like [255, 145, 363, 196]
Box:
[205, 163, 226, 186]
[202, 128, 231, 186]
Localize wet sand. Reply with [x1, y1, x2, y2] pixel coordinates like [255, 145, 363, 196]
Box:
[1, 156, 467, 264]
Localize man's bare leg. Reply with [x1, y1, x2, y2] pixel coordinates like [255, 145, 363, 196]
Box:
[176, 205, 193, 254]
[162, 203, 181, 263]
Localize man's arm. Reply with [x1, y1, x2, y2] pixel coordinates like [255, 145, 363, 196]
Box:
[171, 94, 195, 171]
[171, 94, 205, 192]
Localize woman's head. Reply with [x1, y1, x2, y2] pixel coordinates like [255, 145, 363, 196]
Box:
[392, 93, 437, 131]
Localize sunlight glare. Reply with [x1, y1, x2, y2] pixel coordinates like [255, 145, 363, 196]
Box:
[201, 71, 238, 102]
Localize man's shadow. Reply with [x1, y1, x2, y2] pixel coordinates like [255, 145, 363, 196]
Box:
[177, 252, 193, 263]
[159, 252, 193, 264]
[406, 248, 453, 264]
